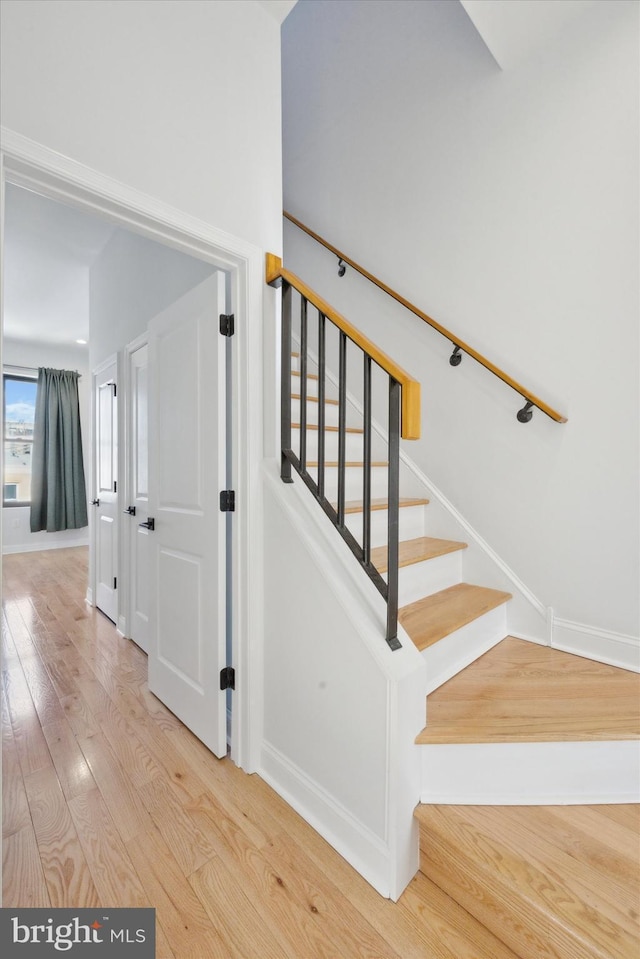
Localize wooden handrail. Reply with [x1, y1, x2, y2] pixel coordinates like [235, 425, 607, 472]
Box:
[283, 211, 567, 424]
[266, 253, 421, 440]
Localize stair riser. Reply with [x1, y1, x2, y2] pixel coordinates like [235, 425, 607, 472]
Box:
[291, 372, 320, 397]
[291, 427, 365, 460]
[384, 551, 464, 607]
[343, 503, 428, 548]
[291, 397, 344, 428]
[422, 605, 508, 694]
[305, 466, 389, 501]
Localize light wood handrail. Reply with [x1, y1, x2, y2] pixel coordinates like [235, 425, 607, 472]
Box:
[283, 211, 567, 424]
[266, 253, 421, 440]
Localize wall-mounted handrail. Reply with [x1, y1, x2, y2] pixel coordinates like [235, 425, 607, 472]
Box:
[267, 254, 421, 440]
[267, 252, 419, 650]
[283, 211, 567, 424]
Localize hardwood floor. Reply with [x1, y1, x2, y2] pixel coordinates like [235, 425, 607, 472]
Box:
[418, 636, 640, 743]
[2, 546, 521, 958]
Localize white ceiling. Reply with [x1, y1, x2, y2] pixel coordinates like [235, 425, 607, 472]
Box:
[3, 184, 116, 345]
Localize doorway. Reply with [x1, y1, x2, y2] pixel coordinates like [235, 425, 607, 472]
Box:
[1, 137, 263, 771]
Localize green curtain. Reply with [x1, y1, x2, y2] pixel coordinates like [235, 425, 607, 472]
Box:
[30, 368, 88, 532]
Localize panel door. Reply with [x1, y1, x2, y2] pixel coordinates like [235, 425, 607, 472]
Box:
[126, 340, 150, 652]
[147, 272, 227, 756]
[94, 360, 118, 623]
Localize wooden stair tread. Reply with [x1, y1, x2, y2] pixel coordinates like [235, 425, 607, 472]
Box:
[372, 536, 467, 574]
[338, 496, 429, 515]
[291, 370, 319, 380]
[307, 461, 388, 468]
[399, 583, 511, 652]
[291, 394, 339, 405]
[292, 423, 364, 434]
[415, 804, 640, 959]
[416, 637, 640, 743]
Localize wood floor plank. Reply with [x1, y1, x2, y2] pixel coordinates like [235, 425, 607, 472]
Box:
[189, 856, 295, 959]
[23, 764, 101, 908]
[124, 824, 223, 959]
[41, 718, 97, 800]
[67, 788, 151, 908]
[78, 731, 153, 843]
[2, 683, 33, 839]
[3, 823, 51, 908]
[138, 777, 219, 877]
[4, 660, 54, 777]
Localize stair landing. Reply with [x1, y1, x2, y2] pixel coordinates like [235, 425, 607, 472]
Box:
[417, 636, 640, 744]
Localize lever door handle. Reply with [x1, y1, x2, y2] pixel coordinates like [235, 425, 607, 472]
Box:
[124, 506, 136, 515]
[91, 498, 100, 506]
[139, 518, 155, 531]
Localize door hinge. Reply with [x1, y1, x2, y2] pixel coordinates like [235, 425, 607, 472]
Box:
[113, 480, 117, 492]
[219, 313, 235, 337]
[219, 490, 235, 512]
[220, 666, 235, 690]
[113, 577, 117, 589]
[112, 383, 117, 397]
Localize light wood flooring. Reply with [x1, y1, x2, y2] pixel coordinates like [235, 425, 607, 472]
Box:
[418, 635, 640, 743]
[2, 547, 519, 958]
[3, 547, 638, 959]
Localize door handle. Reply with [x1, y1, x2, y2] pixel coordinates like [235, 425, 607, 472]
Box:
[124, 506, 136, 516]
[91, 498, 100, 506]
[139, 518, 155, 531]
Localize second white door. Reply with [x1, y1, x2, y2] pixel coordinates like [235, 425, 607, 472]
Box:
[147, 271, 228, 757]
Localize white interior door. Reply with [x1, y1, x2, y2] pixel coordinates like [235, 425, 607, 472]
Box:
[94, 359, 118, 623]
[147, 271, 227, 756]
[125, 338, 150, 652]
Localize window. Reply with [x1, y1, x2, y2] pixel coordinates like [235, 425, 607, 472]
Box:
[3, 373, 38, 507]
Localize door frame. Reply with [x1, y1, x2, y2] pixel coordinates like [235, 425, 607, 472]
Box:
[122, 331, 149, 651]
[91, 352, 120, 625]
[1, 128, 265, 772]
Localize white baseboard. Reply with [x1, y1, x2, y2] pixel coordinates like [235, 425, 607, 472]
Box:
[420, 740, 640, 804]
[552, 617, 640, 673]
[3, 537, 89, 555]
[260, 741, 394, 899]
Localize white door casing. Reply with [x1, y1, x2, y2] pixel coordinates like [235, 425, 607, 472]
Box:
[147, 272, 227, 757]
[2, 130, 264, 772]
[125, 336, 150, 652]
[93, 356, 118, 623]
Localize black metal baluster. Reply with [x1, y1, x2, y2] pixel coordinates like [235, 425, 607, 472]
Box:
[281, 282, 293, 483]
[337, 332, 347, 526]
[386, 378, 402, 650]
[317, 312, 326, 500]
[362, 353, 372, 565]
[299, 297, 308, 473]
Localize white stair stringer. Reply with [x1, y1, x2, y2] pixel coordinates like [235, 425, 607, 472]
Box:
[419, 739, 640, 805]
[422, 603, 509, 695]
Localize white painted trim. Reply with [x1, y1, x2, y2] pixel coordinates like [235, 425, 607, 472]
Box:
[3, 537, 89, 554]
[1, 127, 266, 775]
[420, 740, 640, 804]
[261, 741, 394, 898]
[551, 617, 640, 673]
[85, 586, 93, 607]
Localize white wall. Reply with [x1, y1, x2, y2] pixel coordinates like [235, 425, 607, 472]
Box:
[0, 0, 283, 255]
[282, 0, 639, 642]
[89, 228, 216, 369]
[3, 338, 90, 553]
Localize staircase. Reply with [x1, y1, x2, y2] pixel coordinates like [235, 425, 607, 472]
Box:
[290, 352, 640, 958]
